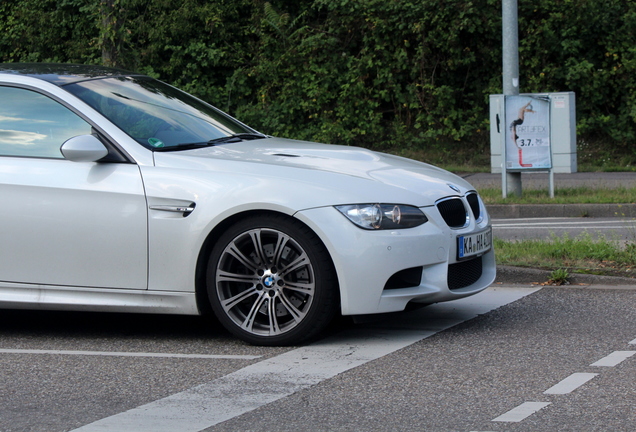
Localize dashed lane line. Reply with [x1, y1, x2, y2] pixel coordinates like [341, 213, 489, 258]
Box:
[590, 351, 636, 367]
[492, 402, 552, 423]
[543, 373, 599, 395]
[490, 338, 636, 425]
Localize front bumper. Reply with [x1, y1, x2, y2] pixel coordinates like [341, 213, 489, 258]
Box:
[295, 204, 496, 315]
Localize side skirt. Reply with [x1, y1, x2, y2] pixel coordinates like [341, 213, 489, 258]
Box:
[0, 282, 199, 315]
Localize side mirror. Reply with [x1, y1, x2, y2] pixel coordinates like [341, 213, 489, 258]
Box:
[60, 135, 109, 162]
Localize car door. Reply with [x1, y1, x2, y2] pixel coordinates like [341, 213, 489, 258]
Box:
[0, 85, 148, 290]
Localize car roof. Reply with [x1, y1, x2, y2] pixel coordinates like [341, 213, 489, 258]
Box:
[0, 63, 143, 85]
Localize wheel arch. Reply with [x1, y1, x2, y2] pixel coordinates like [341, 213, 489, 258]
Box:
[194, 209, 341, 317]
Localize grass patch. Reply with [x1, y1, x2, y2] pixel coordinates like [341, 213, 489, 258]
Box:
[547, 268, 570, 285]
[479, 187, 636, 205]
[495, 232, 636, 278]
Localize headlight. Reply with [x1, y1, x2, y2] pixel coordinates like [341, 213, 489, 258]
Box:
[335, 204, 428, 230]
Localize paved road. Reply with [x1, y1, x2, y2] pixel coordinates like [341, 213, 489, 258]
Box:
[493, 216, 636, 242]
[1, 285, 635, 432]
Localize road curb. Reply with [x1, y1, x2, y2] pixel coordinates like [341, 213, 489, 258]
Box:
[487, 203, 636, 219]
[495, 265, 636, 288]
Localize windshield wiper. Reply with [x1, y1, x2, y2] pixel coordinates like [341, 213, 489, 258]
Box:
[153, 142, 214, 152]
[207, 133, 268, 144]
[152, 133, 268, 152]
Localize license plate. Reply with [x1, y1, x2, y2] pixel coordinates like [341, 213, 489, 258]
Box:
[457, 228, 492, 259]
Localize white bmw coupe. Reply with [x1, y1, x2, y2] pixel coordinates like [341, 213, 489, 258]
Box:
[0, 63, 495, 345]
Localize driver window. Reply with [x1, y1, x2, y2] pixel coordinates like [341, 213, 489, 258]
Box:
[0, 86, 92, 158]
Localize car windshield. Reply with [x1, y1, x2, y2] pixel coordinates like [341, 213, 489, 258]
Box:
[65, 76, 258, 150]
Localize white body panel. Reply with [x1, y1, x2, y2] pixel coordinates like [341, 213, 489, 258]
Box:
[0, 157, 147, 289]
[141, 143, 479, 295]
[296, 206, 496, 315]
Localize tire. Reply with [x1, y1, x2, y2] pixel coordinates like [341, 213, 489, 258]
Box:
[206, 214, 338, 346]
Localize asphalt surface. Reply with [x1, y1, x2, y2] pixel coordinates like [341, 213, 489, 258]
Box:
[463, 172, 636, 287]
[4, 285, 635, 432]
[202, 286, 636, 432]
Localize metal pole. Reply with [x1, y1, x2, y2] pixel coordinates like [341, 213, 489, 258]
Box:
[502, 0, 522, 197]
[502, 0, 519, 96]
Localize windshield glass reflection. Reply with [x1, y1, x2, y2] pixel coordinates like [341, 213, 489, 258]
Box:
[65, 77, 255, 150]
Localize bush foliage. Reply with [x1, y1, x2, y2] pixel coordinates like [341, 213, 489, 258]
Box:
[1, 0, 635, 158]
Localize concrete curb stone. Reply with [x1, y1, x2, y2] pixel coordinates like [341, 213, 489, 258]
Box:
[495, 265, 636, 288]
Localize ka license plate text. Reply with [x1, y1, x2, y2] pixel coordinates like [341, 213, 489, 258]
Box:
[457, 228, 492, 259]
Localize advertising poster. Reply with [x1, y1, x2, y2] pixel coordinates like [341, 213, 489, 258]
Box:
[505, 95, 551, 170]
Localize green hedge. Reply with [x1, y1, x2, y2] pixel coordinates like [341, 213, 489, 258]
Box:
[1, 0, 635, 157]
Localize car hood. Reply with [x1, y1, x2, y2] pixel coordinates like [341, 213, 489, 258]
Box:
[152, 137, 476, 207]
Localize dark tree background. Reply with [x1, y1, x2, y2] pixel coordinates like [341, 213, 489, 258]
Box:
[1, 0, 635, 166]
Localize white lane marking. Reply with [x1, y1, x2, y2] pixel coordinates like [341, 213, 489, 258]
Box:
[493, 219, 633, 229]
[492, 402, 551, 422]
[493, 218, 630, 224]
[494, 226, 633, 230]
[629, 338, 636, 345]
[0, 349, 260, 360]
[543, 373, 598, 395]
[71, 286, 540, 432]
[590, 351, 636, 367]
